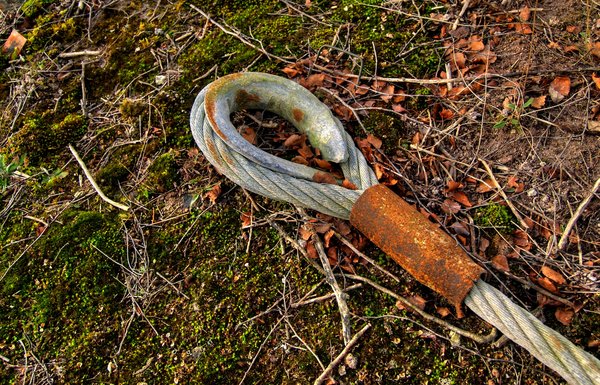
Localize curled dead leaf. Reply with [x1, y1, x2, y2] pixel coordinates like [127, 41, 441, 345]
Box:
[441, 199, 461, 214]
[312, 171, 337, 185]
[449, 191, 472, 207]
[492, 254, 510, 272]
[541, 266, 566, 285]
[555, 307, 574, 325]
[592, 73, 600, 90]
[366, 134, 383, 149]
[530, 95, 546, 109]
[519, 6, 531, 21]
[205, 183, 222, 204]
[537, 277, 558, 293]
[549, 76, 571, 103]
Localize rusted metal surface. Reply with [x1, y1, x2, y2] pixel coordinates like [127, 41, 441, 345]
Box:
[350, 184, 483, 308]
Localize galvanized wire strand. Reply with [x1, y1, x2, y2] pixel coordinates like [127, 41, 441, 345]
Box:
[190, 73, 600, 385]
[466, 281, 600, 385]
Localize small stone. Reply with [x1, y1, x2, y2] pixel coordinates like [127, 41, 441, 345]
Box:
[338, 364, 346, 376]
[344, 353, 357, 369]
[527, 188, 537, 197]
[155, 75, 167, 85]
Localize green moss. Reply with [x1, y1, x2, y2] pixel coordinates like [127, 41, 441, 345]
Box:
[144, 151, 180, 194]
[364, 110, 404, 151]
[10, 113, 87, 165]
[21, 0, 55, 18]
[475, 203, 517, 232]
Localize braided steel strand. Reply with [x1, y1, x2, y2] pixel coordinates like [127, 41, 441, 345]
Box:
[466, 281, 600, 385]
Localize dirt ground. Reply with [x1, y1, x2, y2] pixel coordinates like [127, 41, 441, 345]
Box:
[0, 0, 599, 384]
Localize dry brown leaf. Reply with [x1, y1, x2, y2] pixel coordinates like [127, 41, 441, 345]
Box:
[589, 41, 600, 58]
[492, 255, 510, 272]
[564, 45, 580, 53]
[441, 199, 461, 214]
[549, 76, 571, 103]
[445, 180, 464, 192]
[240, 126, 256, 145]
[312, 171, 337, 185]
[409, 295, 427, 310]
[470, 45, 497, 65]
[468, 40, 485, 51]
[592, 73, 600, 90]
[541, 266, 566, 285]
[305, 0, 311, 8]
[240, 211, 252, 227]
[373, 163, 385, 180]
[380, 84, 395, 102]
[282, 66, 299, 78]
[2, 30, 26, 57]
[476, 178, 497, 193]
[313, 157, 333, 170]
[514, 23, 533, 34]
[530, 95, 547, 109]
[538, 277, 558, 293]
[306, 242, 318, 259]
[588, 120, 600, 133]
[519, 6, 531, 21]
[297, 144, 314, 159]
[283, 133, 304, 148]
[338, 179, 356, 190]
[566, 25, 581, 33]
[450, 52, 466, 69]
[366, 134, 383, 149]
[507, 175, 525, 193]
[392, 104, 406, 113]
[291, 155, 309, 165]
[299, 225, 312, 241]
[548, 41, 561, 50]
[303, 73, 326, 88]
[205, 183, 222, 204]
[449, 191, 473, 207]
[555, 307, 574, 325]
[439, 108, 454, 120]
[436, 306, 451, 318]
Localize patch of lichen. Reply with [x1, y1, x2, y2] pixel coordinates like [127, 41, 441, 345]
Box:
[20, 0, 56, 18]
[9, 112, 87, 165]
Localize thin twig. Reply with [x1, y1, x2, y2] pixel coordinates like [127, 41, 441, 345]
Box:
[557, 176, 600, 251]
[452, 0, 470, 30]
[318, 86, 367, 134]
[68, 144, 130, 211]
[58, 50, 101, 58]
[291, 283, 363, 308]
[479, 158, 528, 229]
[311, 230, 352, 345]
[313, 324, 371, 385]
[80, 62, 87, 117]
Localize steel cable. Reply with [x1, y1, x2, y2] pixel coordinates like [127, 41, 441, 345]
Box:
[190, 72, 600, 385]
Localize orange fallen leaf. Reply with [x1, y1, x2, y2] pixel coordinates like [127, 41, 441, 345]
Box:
[549, 76, 570, 103]
[409, 295, 427, 310]
[468, 40, 485, 51]
[492, 255, 510, 272]
[445, 180, 463, 192]
[313, 157, 333, 170]
[282, 66, 299, 78]
[530, 95, 546, 109]
[342, 179, 358, 190]
[380, 84, 395, 102]
[564, 45, 579, 53]
[541, 266, 566, 285]
[439, 108, 454, 120]
[566, 25, 581, 33]
[297, 143, 314, 159]
[589, 41, 600, 59]
[312, 171, 337, 185]
[514, 23, 533, 34]
[519, 6, 531, 21]
[373, 163, 385, 180]
[449, 191, 472, 207]
[283, 133, 305, 148]
[450, 52, 466, 69]
[507, 175, 525, 193]
[555, 307, 574, 325]
[441, 199, 461, 214]
[240, 126, 256, 145]
[592, 73, 600, 90]
[306, 242, 318, 259]
[2, 30, 26, 58]
[366, 134, 383, 149]
[548, 41, 561, 50]
[291, 155, 309, 165]
[205, 183, 222, 204]
[436, 306, 451, 318]
[476, 178, 497, 193]
[537, 277, 558, 293]
[240, 211, 252, 227]
[392, 104, 406, 113]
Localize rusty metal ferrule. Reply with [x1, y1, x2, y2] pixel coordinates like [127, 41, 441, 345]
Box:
[350, 184, 483, 308]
